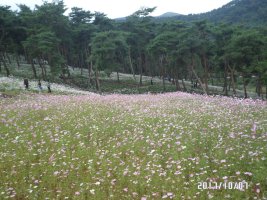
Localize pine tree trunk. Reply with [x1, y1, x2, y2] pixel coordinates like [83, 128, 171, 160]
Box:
[1, 53, 10, 77]
[31, 60, 37, 79]
[117, 71, 120, 83]
[86, 47, 93, 86]
[242, 74, 248, 98]
[256, 76, 262, 97]
[139, 71, 143, 86]
[6, 53, 11, 64]
[16, 54, 20, 69]
[175, 78, 181, 91]
[95, 69, 100, 91]
[191, 55, 206, 94]
[43, 60, 47, 79]
[223, 65, 228, 96]
[66, 65, 71, 78]
[80, 66, 83, 75]
[128, 49, 136, 80]
[38, 58, 45, 80]
[139, 53, 144, 86]
[88, 61, 93, 86]
[3, 60, 10, 77]
[202, 54, 209, 94]
[80, 53, 83, 75]
[223, 76, 228, 96]
[182, 79, 187, 92]
[162, 75, 166, 92]
[228, 65, 236, 96]
[160, 56, 166, 92]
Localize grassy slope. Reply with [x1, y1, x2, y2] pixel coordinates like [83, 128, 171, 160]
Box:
[1, 60, 263, 98]
[0, 92, 266, 199]
[0, 76, 95, 96]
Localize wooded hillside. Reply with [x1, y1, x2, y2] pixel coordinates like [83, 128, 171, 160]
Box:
[0, 0, 267, 98]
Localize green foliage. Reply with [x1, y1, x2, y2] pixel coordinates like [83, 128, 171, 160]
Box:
[69, 7, 93, 24]
[225, 30, 265, 70]
[93, 12, 115, 31]
[131, 7, 157, 18]
[91, 31, 129, 71]
[0, 6, 24, 52]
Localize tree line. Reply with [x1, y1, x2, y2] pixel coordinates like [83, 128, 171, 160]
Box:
[0, 1, 267, 97]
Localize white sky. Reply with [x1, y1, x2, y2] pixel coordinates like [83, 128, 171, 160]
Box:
[1, 0, 232, 19]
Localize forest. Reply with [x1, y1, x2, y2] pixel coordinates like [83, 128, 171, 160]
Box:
[0, 0, 267, 98]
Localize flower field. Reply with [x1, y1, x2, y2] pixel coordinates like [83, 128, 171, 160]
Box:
[0, 92, 266, 199]
[0, 76, 94, 95]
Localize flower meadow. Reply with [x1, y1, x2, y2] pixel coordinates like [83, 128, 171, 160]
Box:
[0, 92, 266, 199]
[0, 76, 94, 95]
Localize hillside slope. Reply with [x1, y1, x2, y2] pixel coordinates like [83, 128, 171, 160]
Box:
[171, 0, 267, 26]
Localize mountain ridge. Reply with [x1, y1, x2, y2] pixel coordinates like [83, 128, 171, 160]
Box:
[114, 12, 182, 21]
[171, 0, 267, 26]
[115, 0, 267, 26]
[156, 12, 182, 18]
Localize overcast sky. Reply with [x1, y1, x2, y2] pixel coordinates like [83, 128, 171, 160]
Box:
[1, 0, 232, 19]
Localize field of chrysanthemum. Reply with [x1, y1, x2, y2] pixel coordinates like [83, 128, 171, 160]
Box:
[0, 92, 267, 199]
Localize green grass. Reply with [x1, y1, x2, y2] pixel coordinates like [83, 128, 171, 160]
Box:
[0, 90, 22, 96]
